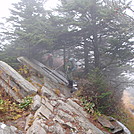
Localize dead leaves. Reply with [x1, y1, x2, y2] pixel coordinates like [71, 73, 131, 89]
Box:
[54, 89, 61, 96]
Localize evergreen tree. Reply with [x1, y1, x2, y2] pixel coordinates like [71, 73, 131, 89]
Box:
[52, 0, 134, 75]
[2, 0, 55, 59]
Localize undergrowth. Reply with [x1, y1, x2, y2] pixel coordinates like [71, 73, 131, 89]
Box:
[78, 69, 115, 114]
[76, 69, 134, 133]
[80, 96, 102, 118]
[0, 87, 33, 122]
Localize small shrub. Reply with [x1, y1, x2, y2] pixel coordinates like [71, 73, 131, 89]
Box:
[18, 65, 30, 78]
[19, 97, 33, 109]
[80, 69, 114, 114]
[80, 97, 95, 114]
[0, 99, 6, 112]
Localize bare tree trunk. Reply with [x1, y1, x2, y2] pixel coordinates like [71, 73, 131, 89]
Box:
[91, 1, 100, 69]
[83, 43, 89, 73]
[93, 32, 100, 69]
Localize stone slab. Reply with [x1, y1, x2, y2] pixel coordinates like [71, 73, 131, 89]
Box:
[34, 105, 52, 119]
[31, 95, 41, 111]
[42, 98, 53, 112]
[98, 116, 114, 129]
[0, 123, 15, 134]
[25, 114, 34, 131]
[0, 61, 37, 102]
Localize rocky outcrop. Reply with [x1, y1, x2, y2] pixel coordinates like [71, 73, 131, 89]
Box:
[0, 61, 37, 102]
[0, 58, 131, 134]
[17, 56, 71, 97]
[17, 57, 105, 133]
[26, 96, 104, 134]
[17, 57, 68, 85]
[98, 116, 131, 134]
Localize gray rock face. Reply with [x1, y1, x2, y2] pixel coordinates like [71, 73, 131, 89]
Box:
[41, 86, 58, 98]
[34, 105, 52, 119]
[17, 57, 71, 97]
[75, 116, 104, 134]
[16, 57, 105, 134]
[26, 118, 47, 134]
[25, 114, 34, 131]
[25, 96, 105, 134]
[17, 57, 68, 85]
[67, 98, 88, 117]
[32, 59, 68, 84]
[31, 95, 41, 111]
[98, 116, 114, 129]
[1, 58, 131, 134]
[97, 116, 132, 134]
[0, 61, 37, 102]
[0, 123, 16, 134]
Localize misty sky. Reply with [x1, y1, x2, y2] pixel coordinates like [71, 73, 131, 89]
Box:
[0, 0, 133, 18]
[0, 0, 133, 19]
[0, 0, 19, 18]
[0, 0, 59, 18]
